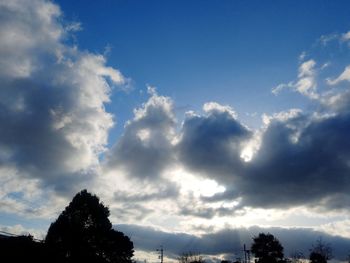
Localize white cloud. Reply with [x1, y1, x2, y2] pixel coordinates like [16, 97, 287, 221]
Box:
[318, 30, 350, 46]
[272, 60, 318, 99]
[0, 0, 62, 78]
[341, 31, 350, 42]
[327, 65, 350, 85]
[168, 167, 225, 198]
[65, 21, 82, 32]
[78, 54, 125, 86]
[203, 102, 237, 119]
[321, 62, 330, 70]
[319, 220, 350, 239]
[319, 33, 339, 46]
[240, 130, 262, 162]
[0, 224, 45, 240]
[271, 82, 293, 95]
[299, 51, 307, 61]
[295, 60, 318, 99]
[298, 59, 316, 78]
[320, 89, 350, 113]
[262, 109, 303, 125]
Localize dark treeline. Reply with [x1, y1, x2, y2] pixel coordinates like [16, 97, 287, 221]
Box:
[0, 190, 335, 263]
[249, 233, 332, 263]
[179, 233, 332, 263]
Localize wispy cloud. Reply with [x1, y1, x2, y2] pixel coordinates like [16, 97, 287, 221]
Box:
[272, 59, 318, 99]
[327, 65, 350, 85]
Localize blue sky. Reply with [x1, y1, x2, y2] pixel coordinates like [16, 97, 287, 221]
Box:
[2, 0, 350, 262]
[57, 0, 350, 134]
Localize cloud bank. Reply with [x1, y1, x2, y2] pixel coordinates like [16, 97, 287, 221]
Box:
[107, 86, 350, 212]
[117, 224, 350, 261]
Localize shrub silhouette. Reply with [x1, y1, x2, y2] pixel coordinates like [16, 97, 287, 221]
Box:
[45, 189, 134, 263]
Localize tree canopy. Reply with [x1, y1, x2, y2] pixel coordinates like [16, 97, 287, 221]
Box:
[251, 232, 284, 263]
[45, 189, 134, 263]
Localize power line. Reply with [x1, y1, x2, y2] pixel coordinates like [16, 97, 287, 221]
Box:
[0, 230, 43, 242]
[0, 230, 18, 237]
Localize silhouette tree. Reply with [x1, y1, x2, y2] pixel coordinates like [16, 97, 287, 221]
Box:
[251, 233, 285, 263]
[45, 189, 134, 263]
[309, 237, 332, 263]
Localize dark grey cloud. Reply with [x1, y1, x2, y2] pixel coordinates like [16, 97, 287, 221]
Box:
[0, 79, 90, 192]
[105, 89, 176, 180]
[178, 192, 242, 219]
[239, 111, 350, 209]
[177, 105, 251, 185]
[177, 105, 350, 210]
[113, 184, 179, 203]
[179, 206, 217, 219]
[179, 205, 238, 219]
[111, 203, 154, 222]
[116, 224, 350, 261]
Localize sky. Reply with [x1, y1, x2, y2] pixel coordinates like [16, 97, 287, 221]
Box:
[1, 0, 350, 262]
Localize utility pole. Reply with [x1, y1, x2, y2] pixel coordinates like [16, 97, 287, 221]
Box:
[156, 246, 164, 263]
[243, 244, 251, 263]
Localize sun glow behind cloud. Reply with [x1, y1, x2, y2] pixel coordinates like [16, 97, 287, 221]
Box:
[168, 167, 225, 198]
